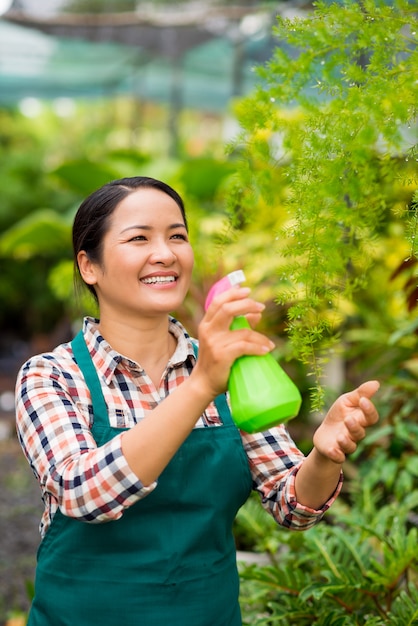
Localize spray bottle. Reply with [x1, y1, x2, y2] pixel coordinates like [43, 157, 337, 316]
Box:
[204, 270, 302, 433]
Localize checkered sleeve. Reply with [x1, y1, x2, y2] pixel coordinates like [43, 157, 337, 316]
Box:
[15, 353, 156, 532]
[241, 426, 343, 530]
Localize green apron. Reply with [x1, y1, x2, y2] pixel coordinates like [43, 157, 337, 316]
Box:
[27, 331, 252, 626]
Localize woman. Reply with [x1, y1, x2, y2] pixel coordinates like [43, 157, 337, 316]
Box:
[16, 176, 379, 626]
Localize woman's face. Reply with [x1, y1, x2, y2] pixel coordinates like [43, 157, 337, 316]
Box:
[84, 187, 194, 320]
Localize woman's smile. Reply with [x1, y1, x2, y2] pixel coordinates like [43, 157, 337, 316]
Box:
[140, 272, 178, 286]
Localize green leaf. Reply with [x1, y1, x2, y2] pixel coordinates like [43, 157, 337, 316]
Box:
[178, 157, 234, 201]
[51, 159, 120, 194]
[0, 209, 71, 258]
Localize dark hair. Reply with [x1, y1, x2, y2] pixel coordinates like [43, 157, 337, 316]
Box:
[72, 176, 187, 302]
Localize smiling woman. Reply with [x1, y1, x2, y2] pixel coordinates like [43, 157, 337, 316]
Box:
[15, 176, 380, 626]
[75, 183, 194, 354]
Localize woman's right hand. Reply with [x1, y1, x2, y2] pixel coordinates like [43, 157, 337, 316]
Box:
[192, 286, 275, 398]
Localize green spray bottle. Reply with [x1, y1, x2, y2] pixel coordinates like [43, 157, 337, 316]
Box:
[205, 270, 302, 433]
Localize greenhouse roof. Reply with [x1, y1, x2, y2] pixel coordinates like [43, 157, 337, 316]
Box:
[0, 2, 286, 112]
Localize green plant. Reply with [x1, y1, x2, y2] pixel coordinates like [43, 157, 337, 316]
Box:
[231, 7, 418, 617]
[237, 416, 418, 625]
[239, 520, 418, 625]
[227, 0, 418, 408]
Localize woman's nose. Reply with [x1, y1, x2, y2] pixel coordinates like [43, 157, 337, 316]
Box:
[149, 240, 176, 264]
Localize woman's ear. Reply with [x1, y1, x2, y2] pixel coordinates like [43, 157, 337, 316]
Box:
[77, 250, 98, 286]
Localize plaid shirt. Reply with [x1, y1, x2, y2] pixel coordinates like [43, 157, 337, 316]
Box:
[16, 317, 342, 538]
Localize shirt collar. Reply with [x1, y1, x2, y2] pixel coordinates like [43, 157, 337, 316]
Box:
[82, 316, 196, 384]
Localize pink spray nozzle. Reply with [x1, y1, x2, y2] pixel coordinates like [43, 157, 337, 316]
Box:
[204, 270, 246, 311]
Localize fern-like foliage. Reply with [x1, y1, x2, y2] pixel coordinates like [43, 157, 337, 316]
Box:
[237, 412, 418, 625]
[239, 513, 418, 625]
[227, 0, 418, 408]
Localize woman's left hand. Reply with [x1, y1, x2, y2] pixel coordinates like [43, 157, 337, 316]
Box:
[313, 380, 380, 464]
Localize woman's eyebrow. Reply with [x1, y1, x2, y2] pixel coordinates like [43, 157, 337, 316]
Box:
[121, 223, 186, 233]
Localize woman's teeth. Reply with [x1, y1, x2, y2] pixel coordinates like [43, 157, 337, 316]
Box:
[141, 276, 176, 284]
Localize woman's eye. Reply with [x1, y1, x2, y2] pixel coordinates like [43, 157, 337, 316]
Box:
[171, 233, 188, 241]
[130, 235, 147, 242]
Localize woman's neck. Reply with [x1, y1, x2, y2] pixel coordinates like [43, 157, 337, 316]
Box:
[97, 313, 176, 385]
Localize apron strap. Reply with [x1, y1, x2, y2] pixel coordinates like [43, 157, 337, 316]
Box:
[71, 331, 233, 429]
[71, 330, 109, 427]
[191, 341, 233, 425]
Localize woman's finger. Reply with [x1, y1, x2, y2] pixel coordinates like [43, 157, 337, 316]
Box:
[344, 414, 366, 441]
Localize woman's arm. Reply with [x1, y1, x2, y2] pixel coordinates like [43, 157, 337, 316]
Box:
[294, 380, 380, 509]
[16, 355, 152, 529]
[16, 288, 271, 526]
[121, 287, 273, 485]
[243, 381, 379, 528]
